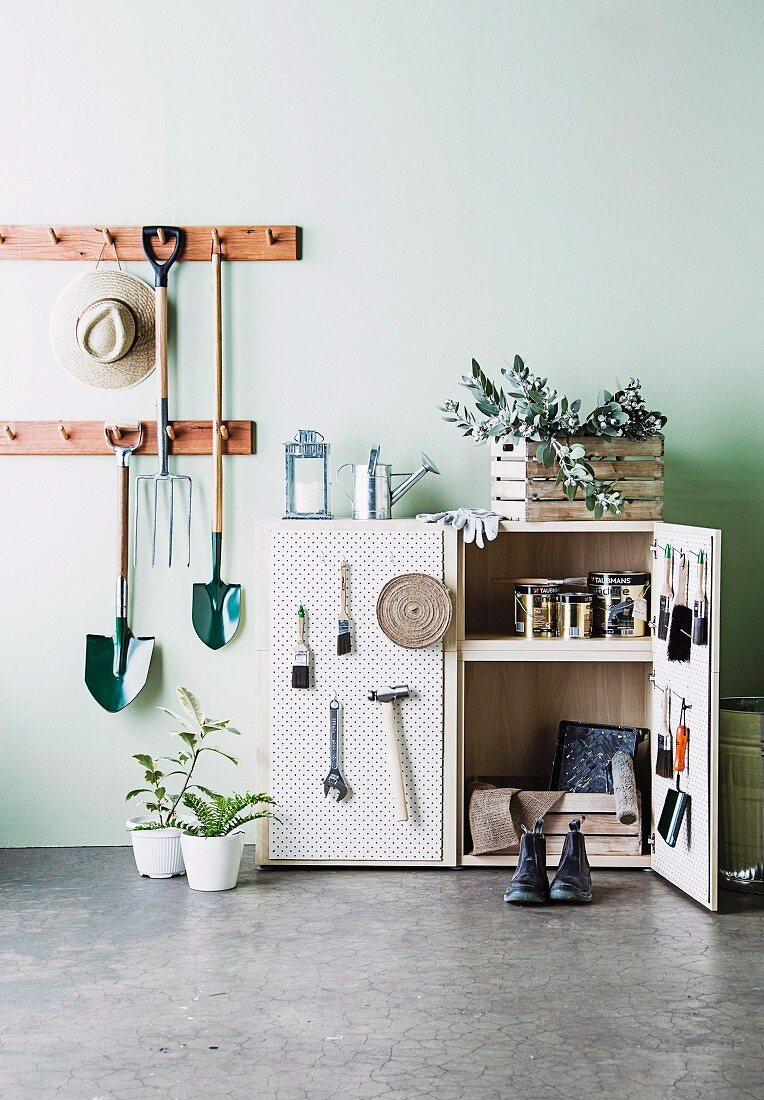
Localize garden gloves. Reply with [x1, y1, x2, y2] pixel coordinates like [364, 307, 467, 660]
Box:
[417, 508, 500, 549]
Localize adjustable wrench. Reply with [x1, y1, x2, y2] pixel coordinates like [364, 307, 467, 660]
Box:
[324, 697, 349, 802]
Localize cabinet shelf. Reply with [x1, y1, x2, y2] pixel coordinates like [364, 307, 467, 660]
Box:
[460, 635, 653, 662]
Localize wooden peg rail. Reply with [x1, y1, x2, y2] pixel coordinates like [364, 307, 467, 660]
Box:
[0, 226, 301, 262]
[0, 420, 255, 456]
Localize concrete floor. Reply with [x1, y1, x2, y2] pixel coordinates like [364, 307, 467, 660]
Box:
[0, 850, 762, 1100]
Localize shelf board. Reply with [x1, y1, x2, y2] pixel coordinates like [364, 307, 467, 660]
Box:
[497, 520, 655, 533]
[460, 853, 652, 869]
[460, 635, 653, 662]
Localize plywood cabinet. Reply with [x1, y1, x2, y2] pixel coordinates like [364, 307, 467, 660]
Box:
[256, 519, 721, 910]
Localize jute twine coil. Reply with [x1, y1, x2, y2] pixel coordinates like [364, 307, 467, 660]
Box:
[376, 573, 452, 649]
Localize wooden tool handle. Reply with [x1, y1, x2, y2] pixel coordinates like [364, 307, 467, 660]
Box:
[118, 464, 129, 580]
[674, 724, 689, 772]
[340, 563, 349, 616]
[298, 613, 305, 644]
[212, 250, 224, 533]
[661, 551, 672, 595]
[382, 701, 408, 822]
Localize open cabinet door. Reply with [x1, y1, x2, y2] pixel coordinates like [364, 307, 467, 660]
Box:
[651, 523, 721, 910]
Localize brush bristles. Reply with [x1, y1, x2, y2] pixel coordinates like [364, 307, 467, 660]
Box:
[337, 622, 351, 656]
[667, 605, 692, 663]
[292, 663, 309, 689]
[656, 744, 674, 779]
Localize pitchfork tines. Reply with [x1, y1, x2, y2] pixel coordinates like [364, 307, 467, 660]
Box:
[135, 458, 192, 567]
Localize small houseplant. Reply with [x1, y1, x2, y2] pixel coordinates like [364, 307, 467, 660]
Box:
[178, 791, 278, 891]
[125, 686, 242, 879]
[442, 356, 666, 518]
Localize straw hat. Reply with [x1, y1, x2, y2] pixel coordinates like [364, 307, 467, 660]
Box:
[50, 270, 155, 389]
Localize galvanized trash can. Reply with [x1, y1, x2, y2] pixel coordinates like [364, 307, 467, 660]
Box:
[719, 698, 764, 894]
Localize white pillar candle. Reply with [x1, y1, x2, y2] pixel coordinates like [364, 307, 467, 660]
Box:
[294, 482, 324, 514]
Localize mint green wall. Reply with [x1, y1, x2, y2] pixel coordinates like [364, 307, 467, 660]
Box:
[1, 1, 761, 846]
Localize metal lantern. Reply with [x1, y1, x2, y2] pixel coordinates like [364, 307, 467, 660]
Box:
[284, 429, 332, 519]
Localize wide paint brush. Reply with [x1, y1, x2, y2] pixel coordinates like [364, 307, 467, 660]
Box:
[657, 544, 673, 641]
[337, 563, 352, 655]
[291, 605, 310, 689]
[667, 553, 692, 663]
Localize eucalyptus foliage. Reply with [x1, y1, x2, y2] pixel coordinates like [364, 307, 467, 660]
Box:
[441, 356, 666, 517]
[126, 686, 242, 829]
[179, 791, 279, 838]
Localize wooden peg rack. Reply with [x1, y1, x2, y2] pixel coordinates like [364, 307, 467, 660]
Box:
[0, 420, 255, 456]
[0, 225, 301, 262]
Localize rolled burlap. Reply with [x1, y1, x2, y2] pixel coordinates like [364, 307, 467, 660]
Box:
[376, 572, 452, 649]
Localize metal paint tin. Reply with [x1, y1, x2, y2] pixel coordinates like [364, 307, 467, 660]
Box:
[588, 571, 650, 637]
[514, 580, 561, 638]
[554, 590, 593, 639]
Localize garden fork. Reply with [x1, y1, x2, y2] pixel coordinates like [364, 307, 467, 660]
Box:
[135, 226, 192, 567]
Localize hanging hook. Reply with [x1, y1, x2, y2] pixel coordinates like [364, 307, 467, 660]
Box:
[57, 423, 70, 441]
[48, 228, 60, 245]
[0, 233, 5, 245]
[101, 228, 114, 248]
[266, 227, 276, 246]
[166, 424, 176, 441]
[3, 424, 15, 440]
[211, 228, 221, 257]
[157, 227, 167, 245]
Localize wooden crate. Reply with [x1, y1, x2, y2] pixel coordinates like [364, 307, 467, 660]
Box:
[478, 790, 642, 858]
[491, 436, 664, 521]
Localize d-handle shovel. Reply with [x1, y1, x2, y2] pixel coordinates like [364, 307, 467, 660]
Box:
[191, 238, 241, 649]
[85, 423, 155, 713]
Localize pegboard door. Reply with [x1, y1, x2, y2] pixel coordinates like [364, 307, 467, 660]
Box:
[258, 522, 457, 865]
[651, 523, 721, 910]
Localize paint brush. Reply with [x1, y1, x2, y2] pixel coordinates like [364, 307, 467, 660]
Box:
[337, 563, 352, 656]
[657, 544, 673, 641]
[691, 550, 708, 647]
[655, 687, 673, 779]
[291, 605, 310, 688]
[667, 553, 692, 663]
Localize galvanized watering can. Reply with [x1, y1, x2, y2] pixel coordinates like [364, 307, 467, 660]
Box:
[337, 446, 439, 520]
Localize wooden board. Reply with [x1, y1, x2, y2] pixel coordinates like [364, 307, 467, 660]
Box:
[478, 835, 642, 856]
[0, 420, 255, 455]
[0, 225, 301, 262]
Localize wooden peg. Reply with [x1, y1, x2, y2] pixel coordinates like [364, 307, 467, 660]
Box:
[157, 228, 167, 245]
[102, 228, 115, 248]
[220, 423, 229, 440]
[266, 228, 275, 246]
[111, 424, 122, 440]
[212, 228, 221, 254]
[0, 234, 4, 245]
[3, 424, 15, 440]
[166, 424, 176, 441]
[58, 423, 69, 441]
[48, 228, 60, 245]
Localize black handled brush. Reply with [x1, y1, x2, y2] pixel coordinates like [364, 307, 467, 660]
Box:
[691, 550, 708, 647]
[337, 563, 352, 655]
[668, 554, 692, 663]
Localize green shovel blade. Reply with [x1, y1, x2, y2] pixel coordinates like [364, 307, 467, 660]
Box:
[85, 618, 155, 713]
[192, 533, 241, 650]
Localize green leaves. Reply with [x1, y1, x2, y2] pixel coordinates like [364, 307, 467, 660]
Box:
[177, 686, 205, 726]
[179, 791, 279, 837]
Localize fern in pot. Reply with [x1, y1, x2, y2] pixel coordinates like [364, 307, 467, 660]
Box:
[179, 791, 278, 892]
[125, 687, 243, 879]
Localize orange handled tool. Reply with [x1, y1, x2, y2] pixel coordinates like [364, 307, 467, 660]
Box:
[674, 701, 690, 773]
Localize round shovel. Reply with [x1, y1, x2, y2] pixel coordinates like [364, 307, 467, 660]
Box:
[192, 238, 241, 649]
[86, 423, 155, 712]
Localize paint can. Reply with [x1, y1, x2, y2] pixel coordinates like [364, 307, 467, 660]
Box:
[514, 580, 561, 638]
[555, 590, 593, 639]
[588, 571, 650, 637]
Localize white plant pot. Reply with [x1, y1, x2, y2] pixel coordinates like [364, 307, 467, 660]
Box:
[180, 832, 245, 892]
[126, 817, 185, 879]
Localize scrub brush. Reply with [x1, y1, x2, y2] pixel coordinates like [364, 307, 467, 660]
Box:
[667, 553, 692, 663]
[291, 605, 311, 689]
[655, 688, 673, 779]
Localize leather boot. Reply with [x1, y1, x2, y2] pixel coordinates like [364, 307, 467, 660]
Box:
[503, 818, 549, 904]
[549, 819, 592, 903]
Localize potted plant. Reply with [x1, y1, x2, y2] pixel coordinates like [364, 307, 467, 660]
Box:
[442, 357, 666, 518]
[179, 791, 278, 891]
[125, 686, 241, 879]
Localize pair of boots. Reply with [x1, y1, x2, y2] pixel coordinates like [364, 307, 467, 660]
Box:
[504, 818, 592, 904]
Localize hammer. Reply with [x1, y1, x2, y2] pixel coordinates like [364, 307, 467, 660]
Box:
[369, 684, 410, 822]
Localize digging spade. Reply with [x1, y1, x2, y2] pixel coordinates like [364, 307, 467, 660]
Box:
[192, 233, 240, 649]
[85, 423, 154, 712]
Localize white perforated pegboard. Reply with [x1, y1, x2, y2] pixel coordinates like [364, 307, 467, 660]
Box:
[651, 523, 719, 907]
[268, 528, 445, 861]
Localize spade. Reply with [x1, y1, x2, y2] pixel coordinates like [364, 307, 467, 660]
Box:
[192, 235, 241, 649]
[86, 423, 154, 712]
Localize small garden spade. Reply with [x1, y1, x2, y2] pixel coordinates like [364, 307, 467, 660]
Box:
[86, 423, 154, 712]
